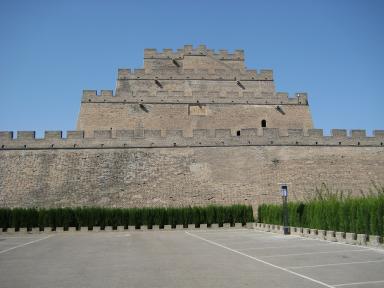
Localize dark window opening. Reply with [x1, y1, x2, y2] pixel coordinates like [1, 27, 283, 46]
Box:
[275, 105, 285, 115]
[236, 80, 245, 89]
[155, 79, 163, 88]
[172, 59, 180, 67]
[261, 119, 267, 128]
[139, 104, 149, 113]
[236, 130, 241, 136]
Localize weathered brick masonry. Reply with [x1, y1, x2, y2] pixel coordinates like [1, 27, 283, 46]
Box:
[77, 44, 312, 137]
[0, 45, 383, 209]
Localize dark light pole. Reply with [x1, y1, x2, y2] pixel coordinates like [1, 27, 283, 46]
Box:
[280, 184, 290, 235]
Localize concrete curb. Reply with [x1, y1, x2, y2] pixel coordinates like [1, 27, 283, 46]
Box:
[256, 223, 384, 250]
[117, 226, 125, 232]
[345, 232, 356, 245]
[104, 226, 113, 232]
[309, 229, 318, 239]
[336, 231, 345, 242]
[317, 229, 326, 240]
[92, 226, 100, 232]
[368, 235, 381, 247]
[0, 222, 253, 234]
[31, 228, 40, 234]
[326, 230, 336, 242]
[140, 225, 148, 231]
[302, 228, 310, 237]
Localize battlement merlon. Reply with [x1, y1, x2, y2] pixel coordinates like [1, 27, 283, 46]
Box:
[1, 129, 383, 149]
[82, 90, 113, 100]
[144, 45, 244, 60]
[276, 92, 308, 105]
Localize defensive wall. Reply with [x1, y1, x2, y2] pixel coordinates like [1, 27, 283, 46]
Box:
[1, 129, 383, 209]
[2, 45, 382, 210]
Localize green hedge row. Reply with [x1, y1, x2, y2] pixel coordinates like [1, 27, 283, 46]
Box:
[0, 204, 254, 229]
[258, 193, 384, 236]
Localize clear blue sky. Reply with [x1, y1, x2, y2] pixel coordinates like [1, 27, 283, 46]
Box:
[0, 0, 383, 137]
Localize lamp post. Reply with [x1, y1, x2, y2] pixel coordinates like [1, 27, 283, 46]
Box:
[280, 184, 289, 235]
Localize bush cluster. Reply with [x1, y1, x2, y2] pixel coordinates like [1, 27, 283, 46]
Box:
[258, 192, 384, 236]
[0, 204, 254, 229]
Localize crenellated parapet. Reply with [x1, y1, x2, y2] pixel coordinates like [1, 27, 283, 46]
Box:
[144, 44, 244, 61]
[143, 44, 246, 71]
[82, 90, 114, 98]
[80, 45, 313, 106]
[1, 129, 383, 150]
[117, 68, 273, 81]
[81, 89, 307, 105]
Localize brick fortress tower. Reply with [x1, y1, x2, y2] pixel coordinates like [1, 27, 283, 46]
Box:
[78, 44, 313, 138]
[0, 45, 383, 209]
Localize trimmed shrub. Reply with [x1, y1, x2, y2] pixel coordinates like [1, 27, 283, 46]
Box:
[0, 204, 254, 229]
[257, 192, 384, 236]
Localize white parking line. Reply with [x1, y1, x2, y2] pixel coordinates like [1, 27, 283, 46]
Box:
[0, 236, 45, 239]
[237, 243, 331, 251]
[261, 249, 368, 258]
[0, 235, 53, 255]
[190, 229, 250, 235]
[287, 259, 384, 269]
[333, 279, 384, 287]
[186, 231, 335, 288]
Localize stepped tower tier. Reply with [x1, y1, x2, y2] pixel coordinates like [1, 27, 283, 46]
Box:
[77, 45, 313, 137]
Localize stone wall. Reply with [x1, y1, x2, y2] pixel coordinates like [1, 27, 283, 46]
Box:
[2, 45, 382, 211]
[1, 130, 383, 209]
[77, 103, 313, 137]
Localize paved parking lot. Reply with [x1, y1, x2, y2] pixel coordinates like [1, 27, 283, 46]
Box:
[1, 229, 384, 288]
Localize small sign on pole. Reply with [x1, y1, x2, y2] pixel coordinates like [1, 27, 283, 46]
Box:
[279, 183, 290, 235]
[280, 184, 288, 197]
